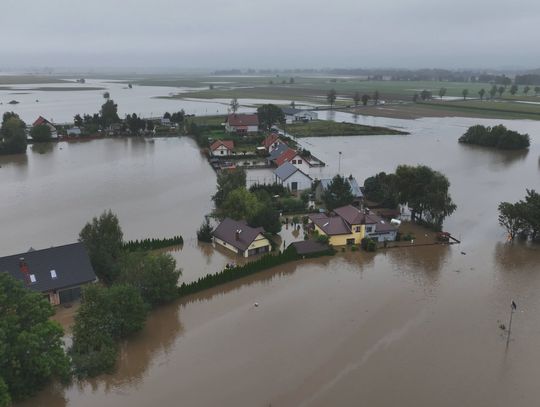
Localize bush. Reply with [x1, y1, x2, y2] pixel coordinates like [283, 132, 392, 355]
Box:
[280, 197, 306, 213]
[123, 235, 183, 251]
[316, 234, 330, 244]
[197, 218, 214, 243]
[459, 124, 530, 150]
[361, 237, 377, 252]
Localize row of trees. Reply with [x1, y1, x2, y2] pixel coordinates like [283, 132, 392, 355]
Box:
[363, 165, 457, 230]
[459, 124, 530, 150]
[414, 84, 540, 103]
[498, 190, 540, 241]
[325, 89, 381, 109]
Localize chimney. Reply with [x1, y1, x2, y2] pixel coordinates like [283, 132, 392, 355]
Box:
[236, 229, 242, 240]
[19, 257, 30, 285]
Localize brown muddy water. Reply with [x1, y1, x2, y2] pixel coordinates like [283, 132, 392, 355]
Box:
[3, 114, 540, 407]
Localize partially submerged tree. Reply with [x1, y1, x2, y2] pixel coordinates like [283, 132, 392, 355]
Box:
[100, 99, 120, 127]
[212, 169, 247, 208]
[327, 89, 337, 108]
[361, 94, 370, 106]
[0, 113, 27, 155]
[79, 210, 124, 284]
[438, 87, 447, 100]
[197, 217, 214, 243]
[30, 124, 52, 142]
[229, 97, 239, 113]
[353, 91, 361, 107]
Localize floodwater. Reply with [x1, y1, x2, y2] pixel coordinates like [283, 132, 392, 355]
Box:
[4, 110, 540, 406]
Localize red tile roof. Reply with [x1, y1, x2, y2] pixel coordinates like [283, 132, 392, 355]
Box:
[274, 148, 297, 166]
[210, 140, 234, 151]
[226, 113, 259, 127]
[262, 133, 284, 150]
[33, 116, 52, 127]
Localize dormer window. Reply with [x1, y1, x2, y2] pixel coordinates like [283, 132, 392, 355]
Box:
[50, 269, 57, 279]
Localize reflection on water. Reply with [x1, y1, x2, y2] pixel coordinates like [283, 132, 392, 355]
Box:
[458, 143, 529, 169]
[30, 142, 55, 155]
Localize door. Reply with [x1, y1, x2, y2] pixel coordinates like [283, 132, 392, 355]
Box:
[291, 182, 298, 191]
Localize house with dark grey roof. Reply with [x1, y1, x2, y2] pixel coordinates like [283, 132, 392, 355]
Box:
[274, 161, 313, 192]
[315, 175, 364, 206]
[0, 242, 97, 305]
[213, 218, 271, 257]
[282, 108, 318, 124]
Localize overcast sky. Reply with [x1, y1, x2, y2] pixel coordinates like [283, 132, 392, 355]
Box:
[2, 0, 539, 71]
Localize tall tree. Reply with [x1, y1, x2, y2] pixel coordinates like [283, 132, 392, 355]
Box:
[353, 91, 361, 107]
[509, 84, 518, 95]
[489, 85, 497, 99]
[462, 89, 469, 100]
[229, 97, 239, 113]
[0, 115, 27, 155]
[497, 86, 505, 97]
[498, 202, 526, 240]
[212, 169, 247, 208]
[327, 89, 337, 108]
[79, 210, 124, 284]
[100, 99, 120, 127]
[257, 104, 285, 130]
[0, 274, 70, 403]
[438, 87, 447, 100]
[478, 88, 486, 101]
[322, 175, 354, 211]
[361, 94, 370, 106]
[373, 90, 380, 105]
[220, 187, 261, 220]
[523, 85, 531, 95]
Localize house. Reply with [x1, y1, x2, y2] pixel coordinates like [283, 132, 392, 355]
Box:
[224, 113, 259, 134]
[267, 143, 289, 164]
[274, 161, 313, 192]
[66, 127, 82, 136]
[213, 218, 271, 257]
[273, 148, 297, 167]
[308, 205, 398, 246]
[289, 151, 314, 174]
[282, 108, 318, 124]
[315, 175, 364, 206]
[289, 240, 330, 256]
[32, 116, 58, 139]
[0, 243, 97, 305]
[262, 133, 286, 153]
[210, 140, 234, 156]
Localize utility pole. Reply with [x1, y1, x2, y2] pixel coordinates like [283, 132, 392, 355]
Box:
[338, 151, 342, 175]
[506, 300, 517, 347]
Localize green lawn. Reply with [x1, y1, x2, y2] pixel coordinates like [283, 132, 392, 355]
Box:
[286, 120, 407, 137]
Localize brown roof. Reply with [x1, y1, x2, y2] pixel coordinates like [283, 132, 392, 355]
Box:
[33, 116, 52, 127]
[274, 148, 297, 166]
[226, 113, 259, 127]
[213, 218, 266, 252]
[332, 205, 365, 225]
[210, 140, 234, 151]
[290, 240, 329, 255]
[309, 214, 351, 235]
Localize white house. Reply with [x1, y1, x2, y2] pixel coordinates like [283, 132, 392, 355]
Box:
[224, 113, 259, 134]
[274, 161, 313, 192]
[209, 140, 234, 156]
[289, 152, 313, 174]
[282, 108, 318, 124]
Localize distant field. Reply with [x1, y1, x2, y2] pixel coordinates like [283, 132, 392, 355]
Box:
[286, 120, 408, 137]
[0, 75, 68, 85]
[0, 86, 104, 91]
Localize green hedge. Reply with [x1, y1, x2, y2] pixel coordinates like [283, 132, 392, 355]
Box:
[178, 246, 334, 297]
[123, 235, 183, 251]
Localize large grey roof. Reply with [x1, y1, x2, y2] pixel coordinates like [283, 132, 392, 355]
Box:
[319, 176, 363, 198]
[268, 143, 289, 160]
[281, 107, 302, 115]
[274, 161, 299, 181]
[0, 242, 97, 292]
[213, 218, 266, 252]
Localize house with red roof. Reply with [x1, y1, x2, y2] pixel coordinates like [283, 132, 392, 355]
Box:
[273, 148, 297, 167]
[224, 113, 259, 134]
[262, 133, 286, 153]
[32, 116, 58, 139]
[210, 140, 234, 156]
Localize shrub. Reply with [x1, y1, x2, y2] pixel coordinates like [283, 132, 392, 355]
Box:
[197, 218, 214, 242]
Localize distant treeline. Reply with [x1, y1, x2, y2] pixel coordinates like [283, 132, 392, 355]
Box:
[177, 245, 334, 297]
[123, 235, 183, 251]
[459, 124, 530, 150]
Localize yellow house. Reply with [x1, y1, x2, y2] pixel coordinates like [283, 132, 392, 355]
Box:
[213, 218, 271, 257]
[309, 205, 399, 246]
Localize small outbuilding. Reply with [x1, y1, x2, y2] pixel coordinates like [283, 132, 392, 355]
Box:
[210, 139, 235, 156]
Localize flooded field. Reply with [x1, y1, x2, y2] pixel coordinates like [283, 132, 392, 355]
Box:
[3, 112, 540, 406]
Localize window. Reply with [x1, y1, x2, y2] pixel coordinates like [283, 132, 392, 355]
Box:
[292, 160, 297, 164]
[298, 160, 302, 164]
[355, 226, 361, 233]
[29, 274, 37, 283]
[50, 269, 57, 279]
[221, 150, 224, 155]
